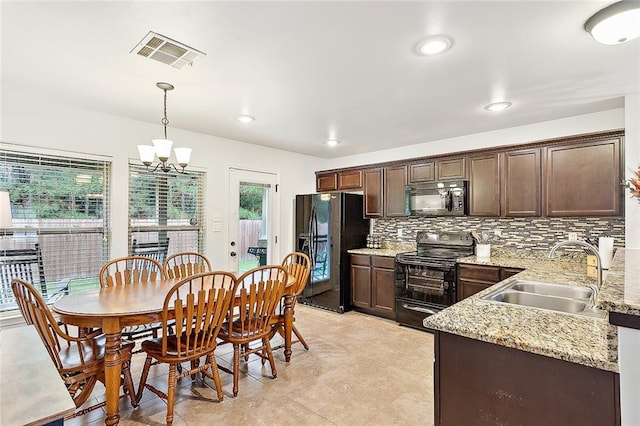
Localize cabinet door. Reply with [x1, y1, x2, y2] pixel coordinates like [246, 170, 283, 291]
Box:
[338, 170, 363, 190]
[351, 264, 372, 308]
[316, 172, 337, 192]
[502, 149, 541, 217]
[384, 165, 408, 217]
[458, 279, 492, 300]
[372, 266, 396, 318]
[500, 267, 524, 281]
[363, 168, 384, 218]
[409, 161, 435, 183]
[437, 158, 466, 180]
[545, 138, 621, 217]
[469, 154, 500, 217]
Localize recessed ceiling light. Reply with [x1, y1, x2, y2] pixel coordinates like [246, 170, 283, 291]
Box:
[584, 0, 640, 45]
[484, 101, 512, 112]
[237, 114, 255, 123]
[416, 36, 453, 56]
[326, 139, 340, 147]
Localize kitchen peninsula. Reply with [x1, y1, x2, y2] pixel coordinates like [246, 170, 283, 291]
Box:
[424, 250, 622, 425]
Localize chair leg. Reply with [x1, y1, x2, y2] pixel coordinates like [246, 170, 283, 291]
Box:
[205, 353, 224, 401]
[263, 337, 277, 379]
[292, 324, 310, 350]
[136, 355, 154, 404]
[121, 359, 138, 407]
[232, 344, 240, 397]
[166, 363, 177, 426]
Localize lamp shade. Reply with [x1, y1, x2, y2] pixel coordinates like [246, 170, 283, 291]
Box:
[585, 1, 640, 45]
[137, 145, 156, 165]
[0, 191, 12, 228]
[173, 147, 192, 167]
[152, 139, 174, 161]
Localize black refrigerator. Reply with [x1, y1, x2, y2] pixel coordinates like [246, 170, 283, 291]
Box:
[295, 192, 369, 313]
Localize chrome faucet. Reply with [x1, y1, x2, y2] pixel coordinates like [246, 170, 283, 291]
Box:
[548, 240, 602, 289]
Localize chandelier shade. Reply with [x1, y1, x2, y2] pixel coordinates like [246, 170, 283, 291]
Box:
[137, 82, 192, 173]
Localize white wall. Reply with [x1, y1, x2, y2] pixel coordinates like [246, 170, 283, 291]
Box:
[1, 89, 324, 268]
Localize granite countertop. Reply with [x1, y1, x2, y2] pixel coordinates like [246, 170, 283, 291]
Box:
[424, 252, 618, 373]
[598, 248, 640, 316]
[348, 241, 415, 258]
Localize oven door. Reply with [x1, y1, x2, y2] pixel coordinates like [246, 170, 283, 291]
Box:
[395, 260, 456, 306]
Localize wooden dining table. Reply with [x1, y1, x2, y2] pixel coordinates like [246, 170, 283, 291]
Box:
[52, 273, 296, 426]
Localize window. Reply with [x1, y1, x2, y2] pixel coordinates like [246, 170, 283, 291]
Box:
[0, 146, 111, 311]
[128, 163, 205, 259]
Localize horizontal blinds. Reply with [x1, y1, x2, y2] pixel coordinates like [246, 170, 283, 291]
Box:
[128, 163, 205, 258]
[0, 149, 111, 310]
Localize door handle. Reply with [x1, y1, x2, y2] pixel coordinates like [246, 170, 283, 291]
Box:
[230, 251, 237, 257]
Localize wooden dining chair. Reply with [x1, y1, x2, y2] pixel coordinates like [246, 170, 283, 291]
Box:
[99, 256, 166, 345]
[135, 271, 238, 426]
[269, 252, 312, 353]
[217, 265, 288, 397]
[11, 278, 136, 417]
[163, 251, 212, 280]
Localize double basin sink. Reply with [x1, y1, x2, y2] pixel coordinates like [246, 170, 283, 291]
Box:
[482, 279, 605, 318]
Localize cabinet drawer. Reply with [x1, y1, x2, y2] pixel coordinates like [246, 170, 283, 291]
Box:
[458, 264, 500, 283]
[351, 254, 371, 266]
[372, 255, 395, 269]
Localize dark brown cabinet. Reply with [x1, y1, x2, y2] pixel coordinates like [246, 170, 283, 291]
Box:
[433, 332, 620, 426]
[363, 168, 383, 217]
[545, 137, 622, 217]
[437, 157, 466, 180]
[457, 263, 523, 301]
[350, 254, 396, 319]
[408, 161, 435, 183]
[501, 148, 541, 217]
[316, 170, 363, 192]
[384, 165, 408, 217]
[468, 154, 500, 217]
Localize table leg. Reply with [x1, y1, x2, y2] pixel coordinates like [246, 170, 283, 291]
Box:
[283, 294, 293, 362]
[103, 319, 122, 426]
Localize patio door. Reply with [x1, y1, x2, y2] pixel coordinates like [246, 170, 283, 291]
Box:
[228, 168, 278, 273]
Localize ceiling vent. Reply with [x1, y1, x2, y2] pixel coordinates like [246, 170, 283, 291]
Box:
[131, 31, 205, 69]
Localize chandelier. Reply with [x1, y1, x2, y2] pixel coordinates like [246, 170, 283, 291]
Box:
[137, 82, 192, 173]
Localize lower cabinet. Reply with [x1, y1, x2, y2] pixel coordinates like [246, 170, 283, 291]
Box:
[434, 332, 620, 425]
[457, 263, 523, 301]
[350, 254, 396, 320]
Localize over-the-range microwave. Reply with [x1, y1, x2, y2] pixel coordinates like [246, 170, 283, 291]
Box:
[404, 180, 467, 216]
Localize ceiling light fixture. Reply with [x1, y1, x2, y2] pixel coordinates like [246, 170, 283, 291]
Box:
[237, 114, 255, 123]
[137, 82, 191, 173]
[584, 1, 640, 45]
[326, 139, 340, 147]
[484, 101, 512, 112]
[416, 35, 453, 56]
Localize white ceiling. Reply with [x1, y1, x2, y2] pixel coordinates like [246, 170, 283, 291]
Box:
[2, 1, 638, 159]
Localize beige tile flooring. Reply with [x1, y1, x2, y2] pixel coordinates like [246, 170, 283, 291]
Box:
[67, 305, 435, 425]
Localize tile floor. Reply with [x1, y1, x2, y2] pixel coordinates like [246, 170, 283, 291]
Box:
[67, 305, 435, 425]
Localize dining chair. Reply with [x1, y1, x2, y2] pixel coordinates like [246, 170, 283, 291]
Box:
[269, 252, 312, 353]
[136, 271, 238, 426]
[163, 251, 212, 280]
[217, 265, 288, 397]
[11, 278, 137, 417]
[99, 256, 166, 345]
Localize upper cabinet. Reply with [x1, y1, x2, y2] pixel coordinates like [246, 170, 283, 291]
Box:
[384, 165, 408, 217]
[437, 157, 467, 180]
[363, 168, 384, 217]
[408, 161, 435, 183]
[545, 137, 622, 217]
[316, 170, 363, 192]
[468, 154, 500, 217]
[502, 148, 541, 217]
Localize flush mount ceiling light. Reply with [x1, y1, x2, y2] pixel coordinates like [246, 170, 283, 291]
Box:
[326, 139, 341, 147]
[131, 31, 205, 69]
[584, 1, 640, 45]
[237, 114, 255, 124]
[137, 82, 192, 173]
[484, 101, 512, 112]
[416, 35, 453, 56]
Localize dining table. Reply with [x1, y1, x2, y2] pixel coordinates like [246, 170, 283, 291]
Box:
[52, 272, 296, 426]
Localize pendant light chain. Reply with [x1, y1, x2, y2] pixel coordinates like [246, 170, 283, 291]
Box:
[162, 87, 169, 140]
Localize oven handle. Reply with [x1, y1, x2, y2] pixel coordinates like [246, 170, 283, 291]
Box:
[401, 303, 438, 315]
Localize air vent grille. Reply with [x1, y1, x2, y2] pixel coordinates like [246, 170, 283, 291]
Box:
[131, 31, 205, 69]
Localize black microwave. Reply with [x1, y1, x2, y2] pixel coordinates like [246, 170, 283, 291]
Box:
[404, 180, 467, 216]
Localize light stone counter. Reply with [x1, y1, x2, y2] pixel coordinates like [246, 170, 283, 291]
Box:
[597, 248, 640, 316]
[348, 241, 415, 258]
[423, 253, 618, 373]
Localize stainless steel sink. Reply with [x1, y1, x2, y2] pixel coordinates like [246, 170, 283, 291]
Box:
[481, 280, 605, 318]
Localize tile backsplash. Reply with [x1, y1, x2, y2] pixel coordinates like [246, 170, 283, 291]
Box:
[373, 216, 625, 251]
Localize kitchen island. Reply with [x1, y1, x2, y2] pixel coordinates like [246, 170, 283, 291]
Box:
[423, 250, 620, 425]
